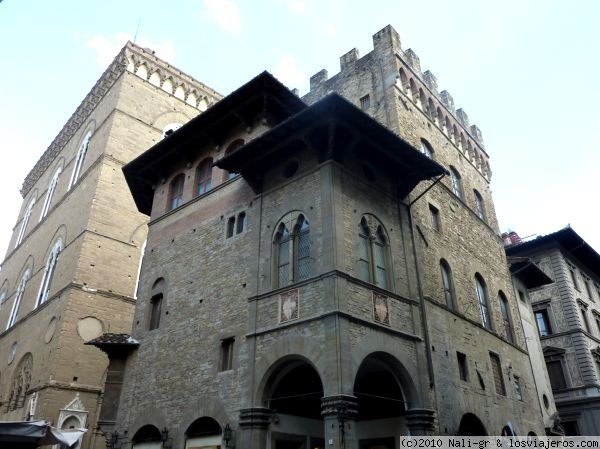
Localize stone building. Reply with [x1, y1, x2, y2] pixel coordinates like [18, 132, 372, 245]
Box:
[103, 25, 550, 449]
[506, 227, 600, 435]
[0, 42, 221, 449]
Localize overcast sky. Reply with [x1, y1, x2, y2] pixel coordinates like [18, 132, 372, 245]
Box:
[1, 0, 599, 260]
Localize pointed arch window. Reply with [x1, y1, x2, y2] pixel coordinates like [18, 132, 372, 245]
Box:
[474, 190, 486, 221]
[195, 158, 213, 196]
[169, 173, 185, 210]
[40, 166, 62, 221]
[450, 166, 463, 200]
[357, 217, 390, 289]
[274, 212, 311, 288]
[36, 239, 63, 307]
[499, 291, 514, 343]
[7, 270, 30, 329]
[15, 197, 36, 248]
[440, 259, 455, 310]
[420, 139, 434, 159]
[68, 131, 92, 189]
[148, 278, 165, 331]
[475, 274, 491, 330]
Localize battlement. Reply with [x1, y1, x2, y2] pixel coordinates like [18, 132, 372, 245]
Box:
[306, 25, 490, 179]
[20, 42, 223, 197]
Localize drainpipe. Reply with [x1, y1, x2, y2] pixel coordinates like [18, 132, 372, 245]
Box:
[403, 175, 445, 395]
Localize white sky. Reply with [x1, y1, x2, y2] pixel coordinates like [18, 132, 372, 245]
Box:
[1, 0, 599, 259]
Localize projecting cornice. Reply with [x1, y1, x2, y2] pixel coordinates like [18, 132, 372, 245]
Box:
[20, 42, 222, 198]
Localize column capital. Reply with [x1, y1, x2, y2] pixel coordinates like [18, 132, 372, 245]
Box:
[238, 407, 273, 429]
[405, 408, 436, 435]
[321, 394, 358, 419]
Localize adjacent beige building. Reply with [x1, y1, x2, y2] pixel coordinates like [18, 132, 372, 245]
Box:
[0, 42, 220, 449]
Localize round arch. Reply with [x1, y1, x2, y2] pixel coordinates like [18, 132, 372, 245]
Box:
[458, 413, 488, 436]
[184, 417, 222, 449]
[132, 424, 162, 449]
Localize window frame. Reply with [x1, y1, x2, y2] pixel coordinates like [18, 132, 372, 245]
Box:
[220, 337, 235, 371]
[449, 166, 463, 200]
[40, 166, 62, 221]
[457, 351, 469, 382]
[429, 204, 440, 231]
[35, 239, 63, 308]
[15, 197, 36, 248]
[273, 212, 311, 288]
[420, 139, 434, 159]
[7, 270, 31, 329]
[473, 189, 486, 221]
[148, 293, 163, 331]
[489, 352, 506, 396]
[68, 131, 92, 190]
[440, 259, 455, 310]
[475, 274, 492, 330]
[356, 217, 390, 290]
[498, 291, 514, 343]
[168, 173, 185, 211]
[195, 157, 213, 196]
[534, 308, 552, 337]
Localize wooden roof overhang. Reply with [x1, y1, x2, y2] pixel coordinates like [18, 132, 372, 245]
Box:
[216, 93, 448, 197]
[123, 71, 306, 215]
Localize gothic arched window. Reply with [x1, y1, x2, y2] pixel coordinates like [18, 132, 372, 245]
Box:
[36, 239, 63, 307]
[440, 259, 455, 310]
[475, 273, 491, 330]
[69, 131, 92, 189]
[357, 216, 390, 289]
[450, 166, 463, 200]
[7, 270, 30, 329]
[40, 166, 62, 220]
[15, 196, 36, 247]
[474, 189, 486, 221]
[274, 212, 311, 287]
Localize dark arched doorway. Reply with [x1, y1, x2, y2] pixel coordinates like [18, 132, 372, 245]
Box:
[354, 353, 412, 448]
[132, 425, 162, 449]
[185, 417, 222, 448]
[458, 413, 488, 436]
[264, 358, 324, 449]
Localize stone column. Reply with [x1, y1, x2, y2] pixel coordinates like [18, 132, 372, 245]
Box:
[237, 407, 273, 449]
[405, 408, 436, 436]
[321, 395, 359, 449]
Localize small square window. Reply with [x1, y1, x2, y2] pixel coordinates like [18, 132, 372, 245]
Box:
[360, 94, 371, 110]
[457, 352, 469, 381]
[429, 204, 440, 231]
[220, 337, 234, 371]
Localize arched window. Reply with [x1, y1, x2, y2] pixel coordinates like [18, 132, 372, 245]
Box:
[420, 139, 434, 159]
[148, 278, 165, 331]
[168, 173, 185, 210]
[224, 139, 244, 181]
[7, 270, 30, 329]
[35, 239, 63, 307]
[474, 190, 486, 221]
[15, 197, 36, 247]
[195, 158, 213, 196]
[499, 291, 514, 343]
[440, 259, 455, 310]
[40, 166, 62, 221]
[450, 167, 463, 200]
[68, 131, 92, 190]
[274, 212, 311, 287]
[475, 274, 491, 330]
[357, 216, 389, 289]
